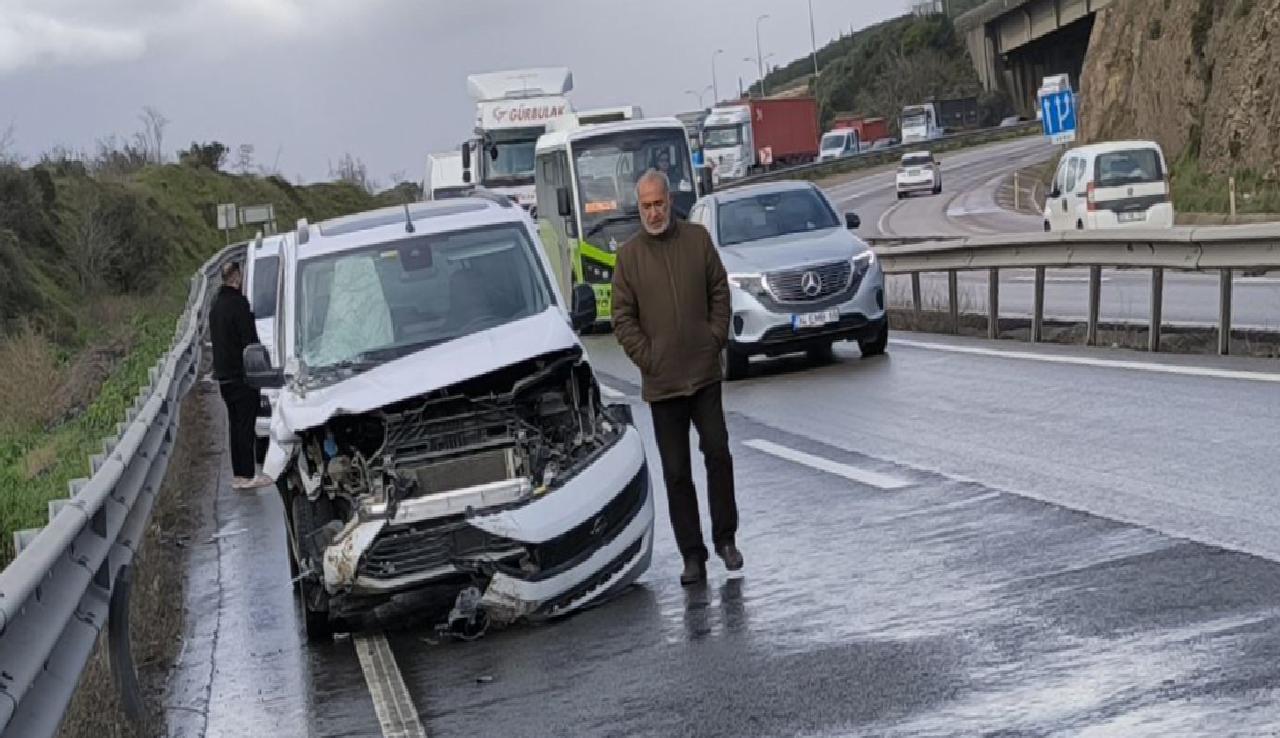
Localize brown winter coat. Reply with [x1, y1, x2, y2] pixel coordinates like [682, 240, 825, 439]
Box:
[611, 219, 731, 402]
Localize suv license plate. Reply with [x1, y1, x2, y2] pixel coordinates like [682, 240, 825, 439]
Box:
[793, 309, 840, 329]
[1118, 211, 1147, 223]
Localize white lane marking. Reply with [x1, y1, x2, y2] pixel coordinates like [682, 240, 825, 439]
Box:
[869, 491, 1003, 525]
[893, 338, 1280, 384]
[598, 384, 625, 399]
[743, 439, 912, 490]
[876, 199, 904, 236]
[354, 632, 428, 738]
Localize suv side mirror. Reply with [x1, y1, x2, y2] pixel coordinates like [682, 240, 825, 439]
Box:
[556, 186, 573, 218]
[570, 283, 598, 332]
[460, 143, 472, 184]
[243, 344, 284, 390]
[845, 212, 861, 230]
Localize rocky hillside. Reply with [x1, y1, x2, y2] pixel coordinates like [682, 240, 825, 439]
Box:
[1081, 0, 1280, 177]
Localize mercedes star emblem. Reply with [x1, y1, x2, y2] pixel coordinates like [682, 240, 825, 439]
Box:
[800, 271, 822, 297]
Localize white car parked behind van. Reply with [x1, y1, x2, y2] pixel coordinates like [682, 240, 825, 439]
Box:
[1044, 140, 1175, 231]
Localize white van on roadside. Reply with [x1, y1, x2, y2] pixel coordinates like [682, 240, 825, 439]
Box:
[1044, 140, 1175, 231]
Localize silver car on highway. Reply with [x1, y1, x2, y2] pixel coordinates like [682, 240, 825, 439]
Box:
[689, 181, 887, 380]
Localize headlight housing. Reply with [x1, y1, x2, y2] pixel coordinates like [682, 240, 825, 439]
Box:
[852, 250, 876, 276]
[728, 273, 769, 299]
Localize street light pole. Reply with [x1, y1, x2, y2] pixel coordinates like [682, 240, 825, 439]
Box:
[711, 49, 724, 106]
[808, 0, 819, 79]
[755, 14, 770, 98]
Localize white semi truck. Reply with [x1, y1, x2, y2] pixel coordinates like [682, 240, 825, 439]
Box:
[460, 67, 575, 216]
[424, 151, 472, 201]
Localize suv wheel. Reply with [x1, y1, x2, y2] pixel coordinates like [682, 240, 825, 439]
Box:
[859, 320, 889, 357]
[721, 345, 749, 381]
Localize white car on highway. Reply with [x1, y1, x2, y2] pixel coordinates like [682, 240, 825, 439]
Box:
[689, 181, 887, 380]
[243, 232, 283, 460]
[1044, 140, 1175, 231]
[895, 151, 942, 198]
[243, 196, 653, 640]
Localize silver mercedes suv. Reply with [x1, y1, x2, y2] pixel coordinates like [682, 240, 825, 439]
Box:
[689, 181, 887, 380]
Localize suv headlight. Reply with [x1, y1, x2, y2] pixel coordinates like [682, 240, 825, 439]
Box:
[852, 250, 876, 276]
[729, 273, 769, 299]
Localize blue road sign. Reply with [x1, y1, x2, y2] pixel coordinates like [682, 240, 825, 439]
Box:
[1040, 89, 1077, 144]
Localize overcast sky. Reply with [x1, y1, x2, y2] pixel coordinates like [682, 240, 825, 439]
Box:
[2, 0, 907, 185]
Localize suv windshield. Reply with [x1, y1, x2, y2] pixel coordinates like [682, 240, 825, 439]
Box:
[250, 254, 279, 319]
[716, 188, 840, 246]
[1094, 148, 1163, 187]
[296, 223, 551, 377]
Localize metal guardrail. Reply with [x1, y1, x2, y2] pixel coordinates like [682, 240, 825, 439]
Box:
[0, 242, 247, 738]
[716, 121, 1042, 191]
[873, 224, 1280, 354]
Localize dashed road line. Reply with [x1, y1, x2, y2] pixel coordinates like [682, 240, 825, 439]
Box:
[893, 338, 1280, 384]
[354, 632, 428, 738]
[743, 439, 912, 490]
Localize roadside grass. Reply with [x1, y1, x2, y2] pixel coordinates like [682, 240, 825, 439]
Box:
[0, 286, 185, 565]
[1170, 156, 1280, 215]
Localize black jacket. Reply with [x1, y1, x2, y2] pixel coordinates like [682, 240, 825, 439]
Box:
[209, 285, 260, 382]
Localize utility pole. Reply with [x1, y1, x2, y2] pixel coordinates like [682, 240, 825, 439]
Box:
[755, 14, 770, 98]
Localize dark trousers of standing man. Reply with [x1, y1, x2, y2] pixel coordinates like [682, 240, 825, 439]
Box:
[650, 382, 738, 562]
[219, 380, 260, 479]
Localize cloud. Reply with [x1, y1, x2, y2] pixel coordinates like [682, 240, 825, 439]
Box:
[0, 0, 384, 74]
[0, 9, 146, 73]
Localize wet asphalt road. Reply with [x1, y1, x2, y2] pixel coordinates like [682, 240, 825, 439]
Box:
[171, 331, 1280, 737]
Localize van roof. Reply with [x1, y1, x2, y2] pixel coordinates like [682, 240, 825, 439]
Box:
[1066, 140, 1164, 157]
[295, 197, 528, 261]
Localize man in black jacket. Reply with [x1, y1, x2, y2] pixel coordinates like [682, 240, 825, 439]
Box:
[209, 260, 271, 489]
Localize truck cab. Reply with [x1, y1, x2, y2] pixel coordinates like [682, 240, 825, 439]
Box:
[425, 152, 472, 201]
[702, 105, 754, 182]
[461, 67, 576, 216]
[900, 104, 941, 144]
[819, 128, 861, 161]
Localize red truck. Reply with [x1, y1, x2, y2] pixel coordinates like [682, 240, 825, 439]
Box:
[830, 115, 891, 145]
[703, 97, 820, 178]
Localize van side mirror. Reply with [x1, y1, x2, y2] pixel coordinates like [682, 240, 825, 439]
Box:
[556, 187, 573, 218]
[698, 166, 714, 197]
[570, 284, 598, 332]
[243, 344, 284, 390]
[1049, 187, 1062, 199]
[845, 212, 861, 230]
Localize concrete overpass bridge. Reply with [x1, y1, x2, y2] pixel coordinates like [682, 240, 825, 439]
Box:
[957, 0, 1114, 116]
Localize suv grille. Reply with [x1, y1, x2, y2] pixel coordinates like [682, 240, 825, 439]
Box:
[766, 261, 852, 303]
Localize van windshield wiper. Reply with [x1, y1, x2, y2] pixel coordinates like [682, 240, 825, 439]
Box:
[311, 339, 449, 376]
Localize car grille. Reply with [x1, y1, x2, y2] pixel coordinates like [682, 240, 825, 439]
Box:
[524, 463, 648, 580]
[362, 518, 522, 582]
[765, 261, 853, 303]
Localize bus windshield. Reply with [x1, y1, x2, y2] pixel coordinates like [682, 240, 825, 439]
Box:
[572, 129, 696, 249]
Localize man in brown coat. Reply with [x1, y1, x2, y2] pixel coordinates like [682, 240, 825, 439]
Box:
[612, 169, 743, 585]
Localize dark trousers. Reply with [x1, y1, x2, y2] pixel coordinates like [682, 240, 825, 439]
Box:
[650, 382, 738, 561]
[219, 381, 260, 479]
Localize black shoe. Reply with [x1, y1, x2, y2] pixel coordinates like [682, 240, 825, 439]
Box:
[680, 556, 707, 586]
[717, 544, 744, 571]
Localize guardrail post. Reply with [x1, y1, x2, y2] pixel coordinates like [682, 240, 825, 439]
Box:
[1219, 268, 1233, 355]
[911, 273, 922, 315]
[109, 563, 149, 730]
[987, 268, 1000, 339]
[1087, 266, 1102, 346]
[947, 270, 959, 334]
[1149, 267, 1164, 353]
[1032, 266, 1045, 343]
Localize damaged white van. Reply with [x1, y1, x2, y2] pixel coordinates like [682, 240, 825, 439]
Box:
[243, 195, 653, 640]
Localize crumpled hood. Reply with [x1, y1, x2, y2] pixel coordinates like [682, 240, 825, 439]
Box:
[718, 227, 865, 275]
[274, 307, 579, 435]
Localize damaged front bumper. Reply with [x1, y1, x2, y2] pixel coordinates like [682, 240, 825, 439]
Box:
[322, 425, 653, 623]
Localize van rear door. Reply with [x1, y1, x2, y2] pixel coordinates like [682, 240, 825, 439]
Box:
[1090, 146, 1169, 225]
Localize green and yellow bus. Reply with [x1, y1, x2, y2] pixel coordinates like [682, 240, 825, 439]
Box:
[535, 117, 702, 327]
